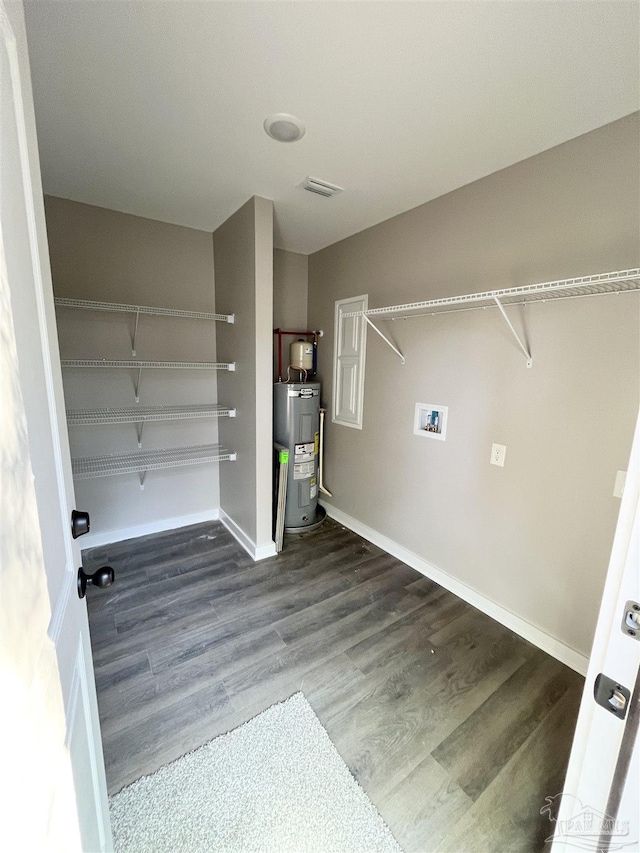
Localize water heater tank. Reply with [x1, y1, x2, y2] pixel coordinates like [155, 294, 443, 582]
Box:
[274, 382, 322, 530]
[289, 339, 314, 371]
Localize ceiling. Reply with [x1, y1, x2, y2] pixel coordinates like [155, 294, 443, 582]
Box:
[24, 1, 639, 255]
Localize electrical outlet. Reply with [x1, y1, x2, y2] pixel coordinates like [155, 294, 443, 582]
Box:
[490, 443, 507, 467]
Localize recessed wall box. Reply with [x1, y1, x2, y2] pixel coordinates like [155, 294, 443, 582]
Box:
[414, 403, 448, 441]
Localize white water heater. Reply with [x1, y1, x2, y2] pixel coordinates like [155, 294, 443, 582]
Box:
[274, 382, 324, 531]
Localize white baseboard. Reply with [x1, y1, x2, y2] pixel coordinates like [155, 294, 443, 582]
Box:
[219, 508, 277, 562]
[320, 501, 589, 676]
[80, 508, 220, 550]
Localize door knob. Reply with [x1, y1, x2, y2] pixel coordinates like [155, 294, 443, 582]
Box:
[71, 510, 90, 539]
[77, 566, 115, 599]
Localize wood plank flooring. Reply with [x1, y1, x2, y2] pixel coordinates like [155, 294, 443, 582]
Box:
[84, 518, 583, 852]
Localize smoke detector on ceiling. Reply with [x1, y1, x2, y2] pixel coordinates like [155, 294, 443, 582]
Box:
[302, 176, 344, 198]
[263, 113, 306, 143]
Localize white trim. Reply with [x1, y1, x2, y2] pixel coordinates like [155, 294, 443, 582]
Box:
[219, 508, 277, 561]
[254, 541, 278, 560]
[320, 500, 589, 676]
[79, 508, 220, 549]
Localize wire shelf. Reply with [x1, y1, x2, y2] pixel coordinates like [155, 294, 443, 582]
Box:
[60, 359, 235, 370]
[66, 404, 236, 425]
[344, 269, 640, 320]
[71, 443, 237, 480]
[54, 297, 234, 324]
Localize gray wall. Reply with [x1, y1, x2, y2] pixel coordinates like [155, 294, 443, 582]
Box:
[308, 113, 640, 658]
[215, 196, 274, 550]
[273, 248, 309, 380]
[45, 196, 220, 536]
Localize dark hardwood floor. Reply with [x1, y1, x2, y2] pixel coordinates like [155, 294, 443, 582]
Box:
[84, 518, 583, 852]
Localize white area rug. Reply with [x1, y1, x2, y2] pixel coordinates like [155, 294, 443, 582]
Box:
[110, 692, 402, 853]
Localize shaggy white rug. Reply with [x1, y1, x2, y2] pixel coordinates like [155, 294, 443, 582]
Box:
[110, 692, 402, 853]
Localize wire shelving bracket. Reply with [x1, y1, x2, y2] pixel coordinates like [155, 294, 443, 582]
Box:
[363, 315, 406, 364]
[492, 296, 532, 368]
[134, 365, 143, 402]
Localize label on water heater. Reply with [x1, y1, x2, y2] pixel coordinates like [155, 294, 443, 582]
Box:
[288, 387, 319, 398]
[293, 461, 314, 480]
[294, 442, 315, 463]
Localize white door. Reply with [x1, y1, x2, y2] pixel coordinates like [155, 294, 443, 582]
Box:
[550, 410, 639, 852]
[0, 2, 112, 850]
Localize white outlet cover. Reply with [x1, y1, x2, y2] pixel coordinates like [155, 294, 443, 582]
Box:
[490, 443, 507, 467]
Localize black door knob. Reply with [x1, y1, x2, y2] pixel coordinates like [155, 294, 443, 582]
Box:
[71, 510, 90, 539]
[77, 566, 115, 599]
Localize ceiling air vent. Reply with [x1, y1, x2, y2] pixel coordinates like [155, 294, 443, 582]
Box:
[302, 176, 344, 198]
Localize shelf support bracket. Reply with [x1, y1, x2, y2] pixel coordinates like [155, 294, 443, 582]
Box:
[131, 310, 140, 356]
[138, 469, 147, 491]
[363, 315, 405, 364]
[136, 422, 144, 448]
[493, 297, 532, 368]
[134, 365, 143, 402]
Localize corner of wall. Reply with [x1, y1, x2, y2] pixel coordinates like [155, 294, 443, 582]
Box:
[214, 196, 275, 559]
